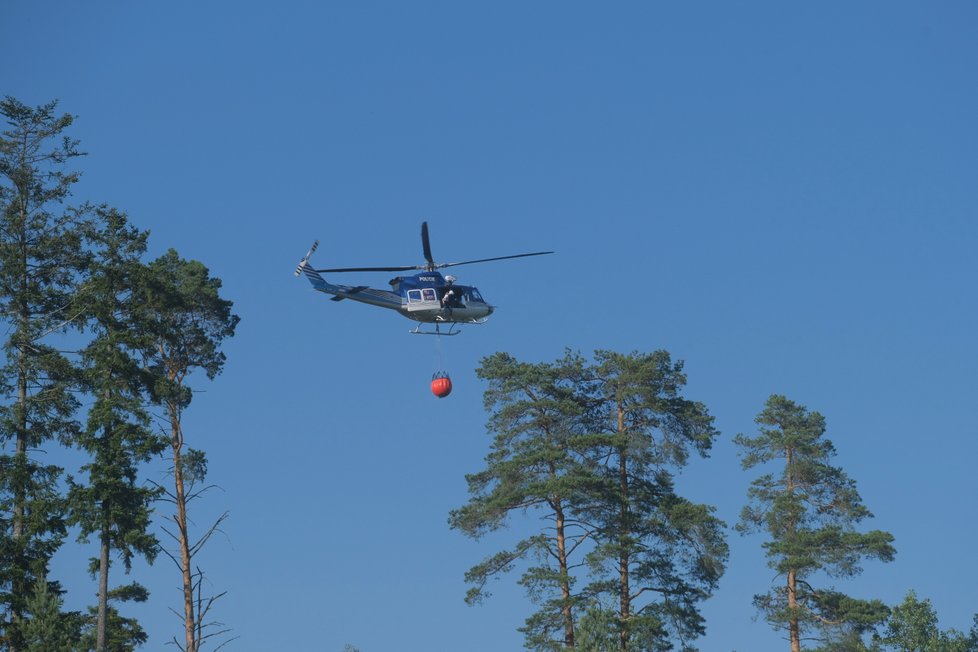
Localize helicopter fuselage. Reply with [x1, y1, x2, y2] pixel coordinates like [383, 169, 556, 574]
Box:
[392, 271, 493, 323]
[298, 265, 494, 324]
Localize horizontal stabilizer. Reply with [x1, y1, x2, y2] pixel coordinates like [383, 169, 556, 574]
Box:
[330, 285, 369, 301]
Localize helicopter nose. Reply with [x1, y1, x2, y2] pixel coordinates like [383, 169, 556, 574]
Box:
[487, 305, 495, 316]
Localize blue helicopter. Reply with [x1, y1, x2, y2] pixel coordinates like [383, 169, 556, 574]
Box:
[295, 222, 552, 335]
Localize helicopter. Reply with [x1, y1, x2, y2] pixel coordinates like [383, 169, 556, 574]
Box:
[295, 221, 552, 335]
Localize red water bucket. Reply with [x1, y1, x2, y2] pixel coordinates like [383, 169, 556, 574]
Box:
[431, 373, 452, 398]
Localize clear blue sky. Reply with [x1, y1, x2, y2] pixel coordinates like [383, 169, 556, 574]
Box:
[4, 2, 977, 650]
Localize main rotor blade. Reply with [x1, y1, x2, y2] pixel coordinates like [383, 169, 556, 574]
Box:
[436, 251, 555, 268]
[314, 265, 422, 273]
[421, 221, 434, 267]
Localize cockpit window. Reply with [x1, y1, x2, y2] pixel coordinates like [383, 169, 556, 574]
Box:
[422, 288, 437, 302]
[408, 290, 422, 303]
[469, 289, 484, 302]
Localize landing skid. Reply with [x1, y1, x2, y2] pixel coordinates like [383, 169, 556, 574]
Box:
[410, 322, 461, 336]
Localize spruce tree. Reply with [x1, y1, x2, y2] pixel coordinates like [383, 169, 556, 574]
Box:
[735, 395, 896, 652]
[20, 577, 83, 652]
[78, 583, 149, 652]
[0, 97, 89, 651]
[67, 208, 165, 651]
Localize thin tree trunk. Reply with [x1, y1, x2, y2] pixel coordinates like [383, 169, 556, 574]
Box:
[170, 402, 196, 652]
[13, 237, 28, 522]
[96, 392, 112, 652]
[554, 501, 575, 648]
[787, 569, 800, 652]
[617, 403, 630, 652]
[97, 523, 110, 651]
[11, 281, 28, 652]
[13, 211, 28, 543]
[785, 446, 800, 652]
[11, 376, 26, 652]
[13, 372, 25, 541]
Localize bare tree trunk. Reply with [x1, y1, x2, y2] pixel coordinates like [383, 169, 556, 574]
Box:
[97, 523, 110, 651]
[170, 402, 196, 652]
[787, 569, 800, 652]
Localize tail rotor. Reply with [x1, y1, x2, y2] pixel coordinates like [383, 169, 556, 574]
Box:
[295, 240, 320, 276]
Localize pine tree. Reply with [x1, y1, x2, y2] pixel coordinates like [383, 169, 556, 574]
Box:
[735, 395, 896, 652]
[136, 250, 238, 652]
[67, 208, 165, 651]
[452, 350, 726, 651]
[450, 351, 595, 650]
[0, 96, 89, 651]
[581, 350, 726, 651]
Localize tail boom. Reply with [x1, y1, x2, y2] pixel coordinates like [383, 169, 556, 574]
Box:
[295, 240, 402, 311]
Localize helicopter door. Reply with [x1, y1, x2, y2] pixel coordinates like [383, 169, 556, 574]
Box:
[406, 288, 439, 312]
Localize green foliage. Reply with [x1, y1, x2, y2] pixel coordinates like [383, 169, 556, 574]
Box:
[884, 591, 940, 650]
[876, 591, 976, 652]
[580, 350, 726, 652]
[735, 395, 896, 649]
[805, 592, 889, 651]
[177, 448, 209, 489]
[139, 249, 239, 400]
[65, 206, 166, 651]
[452, 350, 726, 651]
[78, 607, 147, 652]
[575, 604, 618, 651]
[21, 577, 83, 652]
[1, 96, 240, 652]
[451, 351, 593, 650]
[26, 579, 152, 652]
[67, 209, 165, 567]
[77, 583, 149, 652]
[0, 96, 90, 650]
